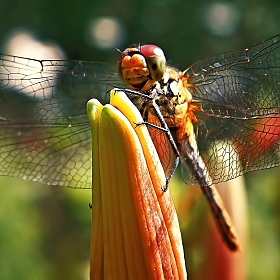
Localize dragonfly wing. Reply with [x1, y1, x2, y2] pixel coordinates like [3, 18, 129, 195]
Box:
[0, 118, 92, 188]
[181, 34, 280, 185]
[183, 34, 280, 112]
[181, 113, 280, 185]
[0, 54, 125, 187]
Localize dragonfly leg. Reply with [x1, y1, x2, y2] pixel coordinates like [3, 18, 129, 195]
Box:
[111, 87, 156, 100]
[147, 99, 182, 191]
[134, 116, 180, 192]
[135, 116, 180, 192]
[134, 121, 169, 132]
[151, 99, 180, 157]
[161, 157, 180, 192]
[117, 88, 181, 189]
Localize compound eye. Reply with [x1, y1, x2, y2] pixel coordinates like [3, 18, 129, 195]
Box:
[140, 45, 166, 81]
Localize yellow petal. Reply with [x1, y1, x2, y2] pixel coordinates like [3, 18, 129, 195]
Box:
[88, 91, 187, 280]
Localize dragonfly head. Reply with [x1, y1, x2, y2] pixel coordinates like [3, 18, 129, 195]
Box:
[118, 44, 166, 91]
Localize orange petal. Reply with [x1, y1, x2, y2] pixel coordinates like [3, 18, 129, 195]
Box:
[87, 91, 187, 280]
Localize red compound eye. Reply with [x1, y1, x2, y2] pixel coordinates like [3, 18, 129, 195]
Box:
[140, 44, 164, 59]
[139, 44, 166, 81]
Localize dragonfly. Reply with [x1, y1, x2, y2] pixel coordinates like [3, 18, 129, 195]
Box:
[0, 34, 279, 251]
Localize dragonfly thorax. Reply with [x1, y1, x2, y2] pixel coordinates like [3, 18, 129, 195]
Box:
[155, 67, 193, 120]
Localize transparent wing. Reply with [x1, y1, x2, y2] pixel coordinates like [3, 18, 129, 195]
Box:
[181, 34, 280, 185]
[0, 54, 126, 188]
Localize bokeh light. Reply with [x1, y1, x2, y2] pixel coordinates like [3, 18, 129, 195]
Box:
[2, 28, 65, 60]
[0, 29, 65, 98]
[86, 17, 126, 49]
[202, 3, 241, 37]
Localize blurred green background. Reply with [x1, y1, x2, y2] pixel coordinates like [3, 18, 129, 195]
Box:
[0, 0, 279, 279]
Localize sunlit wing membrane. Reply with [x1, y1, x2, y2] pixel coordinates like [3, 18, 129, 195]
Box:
[0, 34, 279, 188]
[181, 34, 280, 185]
[0, 54, 125, 187]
